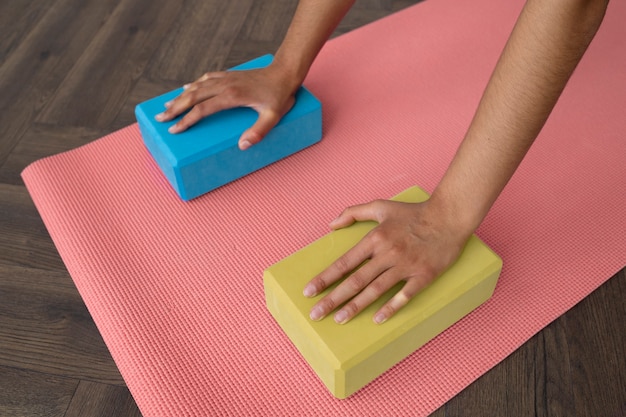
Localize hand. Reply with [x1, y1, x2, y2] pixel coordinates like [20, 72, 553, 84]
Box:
[303, 199, 471, 324]
[155, 65, 300, 150]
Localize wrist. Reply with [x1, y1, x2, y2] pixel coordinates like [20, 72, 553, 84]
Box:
[271, 47, 314, 90]
[427, 187, 484, 241]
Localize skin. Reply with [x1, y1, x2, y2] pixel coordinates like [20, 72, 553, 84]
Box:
[157, 0, 608, 324]
[156, 0, 355, 149]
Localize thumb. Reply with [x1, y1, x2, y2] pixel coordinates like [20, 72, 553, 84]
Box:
[238, 109, 281, 150]
[329, 200, 385, 230]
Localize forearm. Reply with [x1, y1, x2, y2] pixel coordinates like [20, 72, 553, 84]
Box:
[431, 0, 608, 236]
[272, 0, 356, 89]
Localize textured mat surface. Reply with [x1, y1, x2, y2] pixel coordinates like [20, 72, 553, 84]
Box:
[22, 0, 625, 415]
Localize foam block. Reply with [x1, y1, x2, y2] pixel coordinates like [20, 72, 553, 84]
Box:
[135, 54, 322, 201]
[264, 186, 503, 399]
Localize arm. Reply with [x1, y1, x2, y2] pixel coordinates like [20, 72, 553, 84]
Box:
[304, 0, 608, 324]
[156, 0, 355, 149]
[431, 0, 609, 235]
[273, 0, 356, 90]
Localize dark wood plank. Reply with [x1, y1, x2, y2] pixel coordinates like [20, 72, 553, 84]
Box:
[0, 366, 77, 417]
[335, 0, 421, 36]
[144, 0, 255, 82]
[225, 1, 297, 69]
[35, 0, 184, 129]
[64, 381, 141, 417]
[231, 0, 297, 45]
[444, 347, 516, 416]
[428, 406, 446, 417]
[445, 271, 626, 416]
[0, 184, 66, 271]
[0, 1, 52, 64]
[112, 78, 188, 132]
[535, 316, 576, 417]
[0, 0, 623, 416]
[0, 124, 107, 186]
[567, 269, 626, 417]
[0, 0, 120, 168]
[0, 264, 125, 385]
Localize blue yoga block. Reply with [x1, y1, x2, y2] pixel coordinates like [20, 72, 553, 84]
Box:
[135, 55, 322, 201]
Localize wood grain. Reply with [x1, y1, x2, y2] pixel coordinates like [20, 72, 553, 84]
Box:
[64, 381, 141, 417]
[0, 264, 125, 385]
[0, 366, 77, 417]
[0, 184, 66, 271]
[0, 0, 623, 416]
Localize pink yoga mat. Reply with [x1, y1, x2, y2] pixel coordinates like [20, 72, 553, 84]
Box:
[22, 0, 626, 415]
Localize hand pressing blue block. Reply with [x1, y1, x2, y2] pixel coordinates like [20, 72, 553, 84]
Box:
[135, 54, 322, 201]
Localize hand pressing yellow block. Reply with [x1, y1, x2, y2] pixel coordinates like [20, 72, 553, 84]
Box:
[263, 186, 502, 399]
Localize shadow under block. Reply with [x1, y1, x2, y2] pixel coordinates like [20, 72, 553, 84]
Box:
[135, 55, 322, 201]
[263, 186, 503, 399]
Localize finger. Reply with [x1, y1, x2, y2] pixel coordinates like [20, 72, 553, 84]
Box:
[304, 243, 375, 320]
[156, 85, 220, 123]
[304, 238, 374, 298]
[238, 109, 282, 150]
[332, 266, 400, 324]
[194, 71, 227, 83]
[168, 95, 236, 133]
[373, 278, 424, 324]
[314, 260, 388, 323]
[181, 72, 228, 92]
[329, 200, 387, 229]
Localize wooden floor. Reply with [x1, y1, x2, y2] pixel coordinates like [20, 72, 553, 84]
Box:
[0, 1, 624, 416]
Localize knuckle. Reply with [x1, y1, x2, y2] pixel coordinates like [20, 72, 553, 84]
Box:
[368, 227, 388, 245]
[371, 199, 386, 211]
[338, 207, 352, 219]
[386, 242, 406, 259]
[315, 273, 337, 293]
[186, 105, 204, 122]
[223, 84, 242, 101]
[244, 130, 263, 145]
[333, 256, 352, 275]
[319, 297, 337, 312]
[367, 279, 388, 296]
[346, 273, 367, 292]
[310, 276, 326, 293]
[402, 283, 421, 301]
[372, 199, 390, 219]
[260, 108, 281, 124]
[342, 301, 360, 316]
[183, 90, 198, 103]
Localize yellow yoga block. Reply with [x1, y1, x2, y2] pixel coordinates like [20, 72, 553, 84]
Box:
[263, 186, 503, 399]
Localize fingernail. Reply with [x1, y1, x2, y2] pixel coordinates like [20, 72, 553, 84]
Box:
[168, 124, 180, 134]
[303, 284, 316, 297]
[164, 100, 173, 108]
[155, 113, 165, 121]
[183, 83, 191, 89]
[239, 140, 251, 150]
[310, 306, 324, 321]
[334, 310, 348, 324]
[374, 313, 387, 324]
